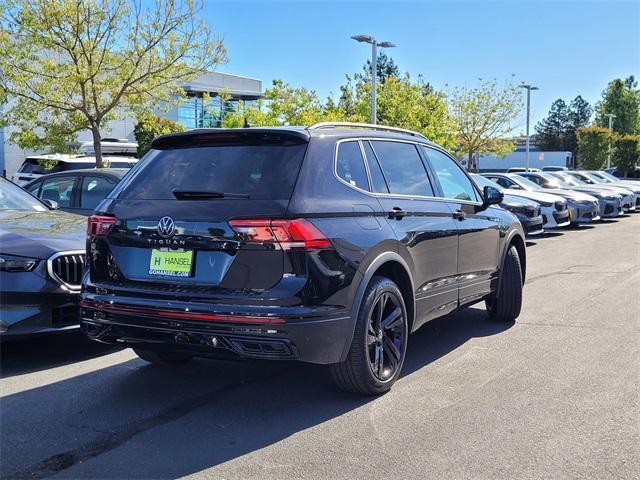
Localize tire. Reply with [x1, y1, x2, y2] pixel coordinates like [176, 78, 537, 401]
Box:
[486, 245, 523, 322]
[330, 276, 408, 395]
[133, 348, 193, 366]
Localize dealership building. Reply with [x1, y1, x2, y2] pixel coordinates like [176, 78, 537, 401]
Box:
[0, 71, 263, 177]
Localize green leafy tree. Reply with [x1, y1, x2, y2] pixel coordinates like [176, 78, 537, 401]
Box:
[133, 114, 185, 157]
[596, 76, 640, 134]
[222, 80, 327, 127]
[449, 79, 524, 171]
[376, 75, 456, 149]
[576, 126, 610, 169]
[336, 74, 456, 149]
[612, 134, 639, 176]
[0, 0, 226, 167]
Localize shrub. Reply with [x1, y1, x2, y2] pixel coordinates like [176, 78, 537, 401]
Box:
[612, 134, 639, 176]
[576, 126, 609, 169]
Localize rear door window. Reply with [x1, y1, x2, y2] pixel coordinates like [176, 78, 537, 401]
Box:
[40, 176, 76, 208]
[370, 141, 434, 196]
[336, 141, 369, 190]
[119, 143, 307, 201]
[80, 176, 115, 210]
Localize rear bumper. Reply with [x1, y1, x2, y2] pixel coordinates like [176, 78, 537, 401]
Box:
[79, 296, 353, 365]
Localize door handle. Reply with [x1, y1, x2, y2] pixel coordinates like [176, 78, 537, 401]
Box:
[388, 207, 408, 220]
[453, 209, 466, 221]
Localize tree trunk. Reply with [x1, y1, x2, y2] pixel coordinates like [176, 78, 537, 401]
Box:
[467, 151, 474, 172]
[91, 125, 104, 168]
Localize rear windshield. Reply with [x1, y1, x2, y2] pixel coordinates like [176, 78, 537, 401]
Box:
[18, 158, 58, 174]
[118, 144, 307, 200]
[19, 158, 136, 174]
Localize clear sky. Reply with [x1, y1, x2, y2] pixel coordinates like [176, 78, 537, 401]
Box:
[204, 0, 639, 132]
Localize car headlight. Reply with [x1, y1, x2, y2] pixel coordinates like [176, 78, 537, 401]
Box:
[538, 201, 553, 207]
[0, 254, 39, 272]
[506, 205, 526, 214]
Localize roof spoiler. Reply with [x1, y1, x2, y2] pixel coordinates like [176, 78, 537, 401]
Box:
[151, 128, 310, 150]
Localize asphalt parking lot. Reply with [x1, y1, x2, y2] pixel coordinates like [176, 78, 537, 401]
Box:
[1, 216, 639, 480]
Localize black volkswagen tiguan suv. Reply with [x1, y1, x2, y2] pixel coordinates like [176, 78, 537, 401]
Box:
[81, 123, 526, 394]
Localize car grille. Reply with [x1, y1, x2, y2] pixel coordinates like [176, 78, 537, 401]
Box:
[604, 204, 614, 215]
[554, 201, 565, 212]
[49, 253, 85, 289]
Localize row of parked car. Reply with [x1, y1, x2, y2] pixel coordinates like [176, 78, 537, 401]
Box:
[1, 124, 638, 394]
[472, 170, 640, 236]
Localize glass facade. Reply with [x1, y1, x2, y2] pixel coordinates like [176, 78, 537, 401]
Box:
[177, 94, 254, 129]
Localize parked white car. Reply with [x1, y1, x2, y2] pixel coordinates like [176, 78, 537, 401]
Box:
[478, 174, 570, 228]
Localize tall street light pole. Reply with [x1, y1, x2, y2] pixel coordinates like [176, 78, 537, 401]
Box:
[351, 34, 396, 124]
[519, 83, 539, 171]
[606, 113, 616, 169]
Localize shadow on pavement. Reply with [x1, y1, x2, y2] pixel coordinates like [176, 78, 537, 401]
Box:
[566, 224, 595, 230]
[1, 307, 512, 480]
[0, 332, 120, 379]
[537, 231, 564, 238]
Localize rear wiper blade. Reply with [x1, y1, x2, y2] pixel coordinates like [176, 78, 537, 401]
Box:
[172, 190, 250, 199]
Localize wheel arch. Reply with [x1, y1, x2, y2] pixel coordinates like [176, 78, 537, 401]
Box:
[339, 252, 416, 362]
[503, 230, 526, 284]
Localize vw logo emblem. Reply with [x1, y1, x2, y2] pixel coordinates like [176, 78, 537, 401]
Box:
[157, 216, 176, 238]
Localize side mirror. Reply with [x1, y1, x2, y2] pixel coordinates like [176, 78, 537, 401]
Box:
[42, 199, 59, 210]
[481, 186, 503, 210]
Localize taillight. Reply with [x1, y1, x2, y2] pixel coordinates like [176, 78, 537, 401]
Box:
[229, 219, 331, 250]
[87, 215, 116, 237]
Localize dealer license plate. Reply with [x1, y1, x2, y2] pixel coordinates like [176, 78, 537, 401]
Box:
[148, 249, 193, 277]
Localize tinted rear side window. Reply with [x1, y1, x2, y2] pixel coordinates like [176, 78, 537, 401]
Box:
[119, 144, 307, 200]
[370, 141, 433, 196]
[336, 141, 369, 190]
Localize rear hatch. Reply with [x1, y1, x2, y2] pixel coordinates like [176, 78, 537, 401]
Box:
[89, 130, 310, 292]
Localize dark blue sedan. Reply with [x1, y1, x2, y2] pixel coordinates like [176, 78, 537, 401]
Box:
[0, 178, 86, 338]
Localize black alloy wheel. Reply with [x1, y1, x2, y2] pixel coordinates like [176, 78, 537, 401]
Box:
[367, 291, 406, 381]
[330, 276, 408, 395]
